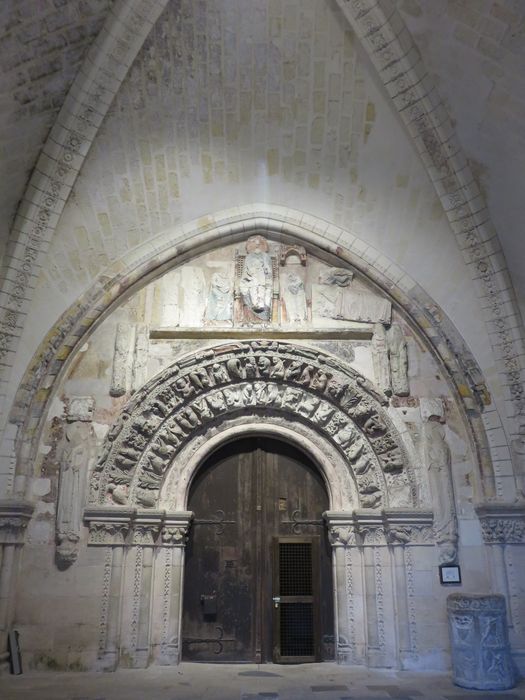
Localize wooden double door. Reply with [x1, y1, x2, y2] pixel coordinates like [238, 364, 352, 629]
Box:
[181, 437, 334, 663]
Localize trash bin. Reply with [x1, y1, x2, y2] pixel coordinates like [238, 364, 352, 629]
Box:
[447, 594, 515, 690]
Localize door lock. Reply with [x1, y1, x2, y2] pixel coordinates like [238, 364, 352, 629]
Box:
[273, 596, 280, 609]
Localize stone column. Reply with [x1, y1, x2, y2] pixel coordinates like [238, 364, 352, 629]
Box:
[324, 511, 361, 664]
[384, 508, 434, 669]
[130, 512, 162, 668]
[156, 512, 193, 665]
[0, 500, 33, 675]
[84, 507, 133, 671]
[476, 503, 525, 629]
[355, 511, 387, 668]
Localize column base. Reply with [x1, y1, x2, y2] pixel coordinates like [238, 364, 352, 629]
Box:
[95, 650, 119, 672]
[367, 648, 392, 668]
[157, 643, 180, 666]
[130, 647, 150, 668]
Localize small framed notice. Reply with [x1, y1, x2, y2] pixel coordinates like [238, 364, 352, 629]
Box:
[439, 564, 461, 585]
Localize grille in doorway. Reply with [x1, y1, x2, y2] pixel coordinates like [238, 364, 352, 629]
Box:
[280, 602, 314, 656]
[279, 542, 312, 596]
[278, 542, 314, 658]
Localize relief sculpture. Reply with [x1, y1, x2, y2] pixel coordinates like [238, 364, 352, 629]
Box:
[56, 397, 95, 567]
[91, 342, 414, 510]
[314, 267, 391, 324]
[422, 401, 458, 564]
[387, 323, 409, 397]
[236, 235, 275, 323]
[281, 271, 307, 324]
[205, 272, 233, 323]
[510, 423, 525, 498]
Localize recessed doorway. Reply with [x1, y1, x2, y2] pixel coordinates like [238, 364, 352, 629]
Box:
[181, 436, 334, 663]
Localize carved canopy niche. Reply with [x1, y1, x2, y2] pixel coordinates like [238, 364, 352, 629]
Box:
[90, 341, 417, 510]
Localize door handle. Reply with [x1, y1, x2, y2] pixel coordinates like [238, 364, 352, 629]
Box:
[273, 596, 280, 608]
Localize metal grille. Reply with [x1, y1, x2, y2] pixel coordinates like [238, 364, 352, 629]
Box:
[279, 542, 312, 596]
[280, 603, 314, 657]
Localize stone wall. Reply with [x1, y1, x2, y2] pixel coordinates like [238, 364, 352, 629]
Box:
[5, 237, 523, 673]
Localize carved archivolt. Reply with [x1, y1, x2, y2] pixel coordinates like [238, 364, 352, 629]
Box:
[90, 341, 416, 509]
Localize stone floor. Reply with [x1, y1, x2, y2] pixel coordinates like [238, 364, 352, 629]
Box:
[1, 664, 524, 700]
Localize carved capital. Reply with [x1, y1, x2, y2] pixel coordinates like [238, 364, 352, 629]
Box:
[0, 500, 34, 544]
[132, 510, 164, 545]
[354, 510, 386, 546]
[88, 521, 129, 546]
[160, 511, 193, 547]
[447, 593, 507, 614]
[84, 507, 133, 546]
[475, 503, 525, 545]
[383, 509, 434, 546]
[324, 511, 356, 547]
[66, 395, 95, 422]
[329, 525, 357, 546]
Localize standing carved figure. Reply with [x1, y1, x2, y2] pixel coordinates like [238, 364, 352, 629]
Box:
[205, 272, 233, 322]
[372, 323, 391, 395]
[511, 423, 525, 499]
[56, 407, 95, 567]
[387, 323, 409, 396]
[238, 236, 273, 322]
[282, 271, 307, 323]
[423, 406, 458, 563]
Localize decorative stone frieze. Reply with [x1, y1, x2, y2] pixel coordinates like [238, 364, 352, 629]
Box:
[0, 500, 33, 544]
[83, 508, 193, 547]
[383, 509, 434, 546]
[476, 504, 525, 545]
[324, 509, 433, 547]
[84, 508, 134, 546]
[91, 341, 415, 511]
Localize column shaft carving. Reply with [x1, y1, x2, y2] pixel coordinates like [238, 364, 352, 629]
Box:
[134, 545, 154, 667]
[325, 511, 361, 664]
[157, 513, 192, 665]
[102, 546, 124, 669]
[391, 545, 410, 658]
[84, 508, 131, 670]
[0, 501, 33, 675]
[85, 507, 192, 669]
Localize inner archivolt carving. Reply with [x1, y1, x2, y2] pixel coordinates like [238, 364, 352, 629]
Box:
[91, 341, 416, 509]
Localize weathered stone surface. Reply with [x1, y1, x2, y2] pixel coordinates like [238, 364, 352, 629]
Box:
[447, 594, 515, 690]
